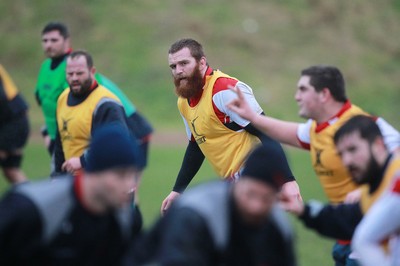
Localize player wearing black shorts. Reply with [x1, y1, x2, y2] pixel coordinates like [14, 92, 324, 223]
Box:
[0, 64, 29, 184]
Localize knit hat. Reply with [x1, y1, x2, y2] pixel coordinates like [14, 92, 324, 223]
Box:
[85, 123, 140, 173]
[241, 143, 290, 190]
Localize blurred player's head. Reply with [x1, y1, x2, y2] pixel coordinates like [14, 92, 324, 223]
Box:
[66, 50, 96, 97]
[295, 65, 347, 120]
[233, 144, 286, 226]
[84, 123, 140, 212]
[334, 115, 388, 185]
[41, 22, 70, 58]
[168, 38, 208, 99]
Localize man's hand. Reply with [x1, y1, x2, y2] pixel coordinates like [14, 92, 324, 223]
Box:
[281, 180, 303, 202]
[280, 188, 305, 216]
[344, 188, 361, 203]
[62, 157, 82, 174]
[226, 85, 258, 122]
[161, 191, 180, 216]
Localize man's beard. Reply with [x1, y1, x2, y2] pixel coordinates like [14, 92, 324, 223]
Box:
[174, 65, 204, 99]
[353, 152, 382, 185]
[69, 77, 93, 97]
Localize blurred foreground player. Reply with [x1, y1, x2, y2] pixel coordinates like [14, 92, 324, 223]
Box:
[0, 124, 142, 265]
[136, 143, 296, 266]
[0, 64, 29, 184]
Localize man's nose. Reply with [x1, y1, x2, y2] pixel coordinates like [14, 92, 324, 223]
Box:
[176, 65, 184, 74]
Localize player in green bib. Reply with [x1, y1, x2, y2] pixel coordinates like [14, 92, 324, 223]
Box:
[35, 22, 152, 167]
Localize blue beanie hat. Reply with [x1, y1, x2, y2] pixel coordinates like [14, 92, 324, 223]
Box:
[85, 123, 140, 173]
[241, 142, 291, 190]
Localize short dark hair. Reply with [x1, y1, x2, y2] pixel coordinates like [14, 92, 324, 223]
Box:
[301, 65, 347, 103]
[68, 50, 94, 68]
[334, 115, 381, 145]
[168, 38, 205, 61]
[42, 22, 70, 39]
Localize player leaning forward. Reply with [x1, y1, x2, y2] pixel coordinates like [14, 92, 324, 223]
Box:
[161, 38, 301, 213]
[227, 65, 400, 265]
[280, 115, 400, 265]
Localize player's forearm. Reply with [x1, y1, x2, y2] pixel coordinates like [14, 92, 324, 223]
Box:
[172, 141, 205, 193]
[250, 115, 301, 148]
[52, 132, 65, 175]
[245, 124, 295, 182]
[300, 201, 362, 240]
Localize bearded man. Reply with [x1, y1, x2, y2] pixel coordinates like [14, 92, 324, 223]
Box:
[53, 50, 132, 176]
[161, 38, 301, 214]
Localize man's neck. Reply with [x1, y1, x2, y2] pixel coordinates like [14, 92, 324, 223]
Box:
[78, 174, 109, 214]
[315, 100, 347, 124]
[50, 49, 72, 70]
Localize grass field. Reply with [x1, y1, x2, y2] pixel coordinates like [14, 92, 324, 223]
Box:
[0, 138, 333, 265]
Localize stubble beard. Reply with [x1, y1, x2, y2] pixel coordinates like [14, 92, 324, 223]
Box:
[353, 152, 382, 185]
[70, 77, 93, 97]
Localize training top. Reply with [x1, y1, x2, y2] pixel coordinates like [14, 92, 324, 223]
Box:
[54, 83, 128, 173]
[95, 73, 136, 116]
[35, 57, 69, 139]
[0, 64, 28, 124]
[178, 68, 260, 178]
[56, 84, 121, 159]
[297, 101, 400, 203]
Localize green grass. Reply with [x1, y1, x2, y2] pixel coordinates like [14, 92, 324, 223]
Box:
[1, 0, 400, 130]
[1, 141, 332, 265]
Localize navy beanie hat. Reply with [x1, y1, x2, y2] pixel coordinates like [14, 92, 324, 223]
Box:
[241, 143, 289, 190]
[85, 123, 140, 173]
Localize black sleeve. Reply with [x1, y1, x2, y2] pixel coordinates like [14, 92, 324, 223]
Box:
[80, 101, 131, 167]
[92, 101, 129, 131]
[244, 117, 295, 183]
[299, 201, 363, 240]
[159, 207, 215, 266]
[52, 130, 66, 176]
[0, 192, 42, 265]
[172, 141, 205, 193]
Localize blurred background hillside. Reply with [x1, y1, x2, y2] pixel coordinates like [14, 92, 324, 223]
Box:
[1, 1, 399, 264]
[1, 0, 399, 131]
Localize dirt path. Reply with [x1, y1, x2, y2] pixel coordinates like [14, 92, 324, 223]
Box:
[29, 129, 187, 147]
[151, 130, 187, 147]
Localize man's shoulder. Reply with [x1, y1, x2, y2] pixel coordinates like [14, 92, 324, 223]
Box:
[15, 177, 77, 242]
[213, 76, 238, 95]
[15, 176, 73, 203]
[39, 58, 52, 68]
[178, 181, 230, 206]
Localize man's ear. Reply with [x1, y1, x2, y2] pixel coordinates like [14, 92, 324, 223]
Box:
[64, 38, 71, 51]
[90, 67, 96, 75]
[319, 87, 332, 103]
[372, 136, 386, 154]
[199, 56, 207, 71]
